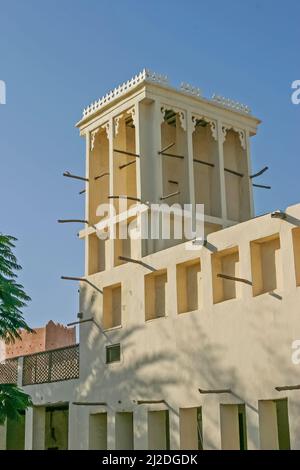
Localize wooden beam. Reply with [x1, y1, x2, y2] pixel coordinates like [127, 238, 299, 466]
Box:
[61, 276, 103, 294]
[67, 317, 104, 334]
[58, 219, 88, 224]
[275, 385, 300, 392]
[63, 171, 89, 182]
[108, 195, 142, 203]
[217, 273, 252, 286]
[61, 275, 85, 282]
[94, 172, 109, 180]
[118, 256, 156, 272]
[160, 190, 180, 200]
[119, 160, 136, 170]
[114, 148, 140, 158]
[253, 183, 271, 189]
[159, 152, 184, 160]
[67, 318, 93, 327]
[199, 388, 232, 394]
[250, 166, 269, 179]
[193, 159, 215, 168]
[73, 402, 107, 406]
[158, 142, 175, 154]
[224, 168, 244, 177]
[137, 400, 167, 405]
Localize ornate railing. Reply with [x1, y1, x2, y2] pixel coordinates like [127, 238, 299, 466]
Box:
[82, 69, 169, 118]
[22, 344, 79, 386]
[0, 358, 18, 384]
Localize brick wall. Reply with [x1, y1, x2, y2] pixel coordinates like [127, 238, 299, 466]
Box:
[2, 321, 76, 359]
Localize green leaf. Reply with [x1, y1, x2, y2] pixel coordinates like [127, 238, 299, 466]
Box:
[0, 234, 32, 422]
[0, 384, 32, 425]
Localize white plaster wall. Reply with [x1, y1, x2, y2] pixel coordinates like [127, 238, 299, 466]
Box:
[74, 203, 300, 450]
[15, 204, 300, 451]
[10, 77, 300, 450]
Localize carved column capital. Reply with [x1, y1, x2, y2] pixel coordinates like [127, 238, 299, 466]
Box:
[191, 114, 217, 141]
[221, 125, 229, 145]
[233, 127, 246, 150]
[161, 105, 186, 131]
[126, 106, 137, 127]
[101, 122, 110, 140]
[114, 114, 123, 136]
[90, 128, 100, 151]
[221, 124, 246, 149]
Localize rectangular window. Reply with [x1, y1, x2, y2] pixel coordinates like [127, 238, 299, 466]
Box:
[145, 270, 167, 321]
[88, 413, 107, 450]
[212, 247, 239, 304]
[103, 283, 122, 329]
[45, 405, 69, 450]
[88, 233, 106, 274]
[160, 109, 188, 208]
[106, 344, 120, 364]
[258, 398, 290, 450]
[148, 410, 170, 450]
[251, 234, 282, 296]
[114, 221, 133, 267]
[113, 114, 137, 214]
[220, 404, 247, 450]
[223, 129, 251, 222]
[115, 412, 134, 450]
[177, 259, 201, 314]
[179, 407, 203, 450]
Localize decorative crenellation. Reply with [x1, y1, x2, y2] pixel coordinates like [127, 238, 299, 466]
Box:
[161, 105, 186, 131]
[211, 94, 251, 115]
[191, 114, 217, 141]
[180, 82, 202, 97]
[81, 70, 252, 122]
[221, 125, 246, 149]
[82, 69, 169, 119]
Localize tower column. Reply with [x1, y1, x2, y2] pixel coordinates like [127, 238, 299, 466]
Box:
[245, 130, 255, 218]
[106, 116, 115, 270]
[84, 131, 90, 277]
[186, 110, 196, 230]
[216, 120, 227, 225]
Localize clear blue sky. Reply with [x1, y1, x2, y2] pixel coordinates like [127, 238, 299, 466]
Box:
[0, 0, 299, 328]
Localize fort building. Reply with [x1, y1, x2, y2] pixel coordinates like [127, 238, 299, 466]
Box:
[1, 321, 75, 360]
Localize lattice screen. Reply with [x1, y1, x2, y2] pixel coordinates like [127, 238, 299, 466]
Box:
[22, 344, 79, 385]
[0, 359, 18, 384]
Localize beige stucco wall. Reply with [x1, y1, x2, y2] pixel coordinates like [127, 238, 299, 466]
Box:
[2, 75, 299, 451]
[15, 202, 300, 450]
[60, 202, 300, 450]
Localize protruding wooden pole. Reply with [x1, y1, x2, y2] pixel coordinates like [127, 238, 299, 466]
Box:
[63, 171, 89, 182]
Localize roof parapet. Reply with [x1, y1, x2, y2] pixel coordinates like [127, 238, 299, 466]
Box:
[82, 69, 168, 119]
[81, 69, 252, 122]
[211, 94, 251, 115]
